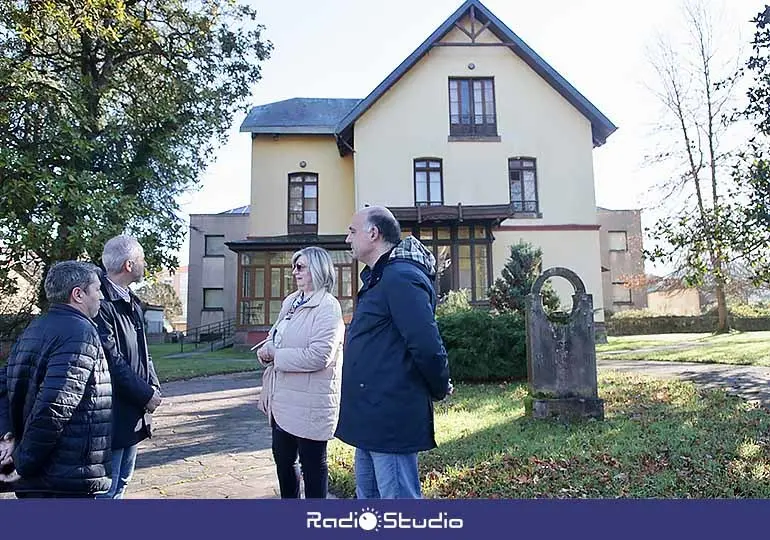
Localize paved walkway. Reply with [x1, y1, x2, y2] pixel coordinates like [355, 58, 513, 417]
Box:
[126, 371, 278, 499]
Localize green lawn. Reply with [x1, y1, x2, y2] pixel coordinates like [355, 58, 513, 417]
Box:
[0, 343, 258, 381]
[328, 372, 770, 498]
[597, 331, 770, 366]
[595, 333, 715, 352]
[149, 343, 258, 382]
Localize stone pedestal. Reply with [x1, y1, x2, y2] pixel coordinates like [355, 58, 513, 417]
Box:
[525, 267, 604, 421]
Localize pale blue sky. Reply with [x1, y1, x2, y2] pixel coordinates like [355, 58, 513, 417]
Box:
[176, 0, 762, 264]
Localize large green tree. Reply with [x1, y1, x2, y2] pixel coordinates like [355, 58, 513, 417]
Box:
[0, 0, 272, 303]
[735, 5, 770, 284]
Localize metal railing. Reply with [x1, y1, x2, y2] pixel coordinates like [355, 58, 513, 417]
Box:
[178, 318, 236, 353]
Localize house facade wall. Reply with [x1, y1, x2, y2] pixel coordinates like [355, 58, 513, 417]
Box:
[492, 228, 604, 317]
[350, 18, 603, 316]
[249, 135, 354, 237]
[597, 208, 647, 315]
[353, 20, 597, 226]
[187, 213, 250, 330]
[648, 288, 701, 316]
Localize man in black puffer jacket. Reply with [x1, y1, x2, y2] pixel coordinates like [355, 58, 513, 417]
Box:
[0, 261, 112, 498]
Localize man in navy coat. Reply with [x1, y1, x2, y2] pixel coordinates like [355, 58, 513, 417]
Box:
[336, 206, 451, 499]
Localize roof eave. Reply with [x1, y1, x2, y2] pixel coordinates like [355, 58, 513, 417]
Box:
[334, 1, 473, 135]
[334, 0, 618, 146]
[239, 125, 338, 135]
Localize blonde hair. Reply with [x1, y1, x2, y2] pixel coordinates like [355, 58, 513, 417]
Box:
[292, 247, 336, 294]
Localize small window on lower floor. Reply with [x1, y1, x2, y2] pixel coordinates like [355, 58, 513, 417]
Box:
[203, 288, 225, 310]
[612, 282, 632, 304]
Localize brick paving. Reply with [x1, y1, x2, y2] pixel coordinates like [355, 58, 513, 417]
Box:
[126, 371, 278, 499]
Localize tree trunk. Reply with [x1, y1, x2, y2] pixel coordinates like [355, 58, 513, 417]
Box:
[36, 260, 51, 310]
[714, 280, 729, 333]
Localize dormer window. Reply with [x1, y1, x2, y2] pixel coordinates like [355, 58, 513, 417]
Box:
[414, 158, 443, 206]
[449, 78, 497, 137]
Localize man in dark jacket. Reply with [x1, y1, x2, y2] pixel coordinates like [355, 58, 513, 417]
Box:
[0, 261, 113, 498]
[94, 235, 161, 498]
[336, 206, 451, 499]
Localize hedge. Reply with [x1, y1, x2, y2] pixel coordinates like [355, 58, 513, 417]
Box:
[437, 310, 526, 382]
[606, 316, 770, 336]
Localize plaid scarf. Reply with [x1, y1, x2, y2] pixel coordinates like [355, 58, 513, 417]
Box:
[389, 235, 436, 276]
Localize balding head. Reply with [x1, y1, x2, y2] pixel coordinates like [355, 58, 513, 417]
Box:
[361, 206, 401, 245]
[346, 206, 402, 267]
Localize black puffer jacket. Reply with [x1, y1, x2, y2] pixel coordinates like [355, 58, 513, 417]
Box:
[0, 304, 112, 495]
[94, 274, 160, 449]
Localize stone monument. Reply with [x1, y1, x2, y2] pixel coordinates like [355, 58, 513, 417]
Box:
[525, 267, 604, 420]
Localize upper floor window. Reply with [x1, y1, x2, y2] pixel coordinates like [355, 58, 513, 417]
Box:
[612, 282, 632, 304]
[509, 158, 539, 214]
[288, 173, 318, 234]
[414, 158, 443, 206]
[204, 235, 225, 257]
[608, 231, 628, 251]
[449, 78, 497, 137]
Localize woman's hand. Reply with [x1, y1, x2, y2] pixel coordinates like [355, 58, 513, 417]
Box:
[257, 341, 276, 364]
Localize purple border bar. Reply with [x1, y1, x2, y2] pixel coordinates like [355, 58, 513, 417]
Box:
[0, 499, 767, 539]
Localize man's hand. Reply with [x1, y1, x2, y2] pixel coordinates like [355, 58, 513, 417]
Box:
[0, 433, 15, 467]
[145, 389, 162, 413]
[0, 470, 21, 483]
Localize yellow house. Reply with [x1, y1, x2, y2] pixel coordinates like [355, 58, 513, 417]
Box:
[228, 0, 616, 344]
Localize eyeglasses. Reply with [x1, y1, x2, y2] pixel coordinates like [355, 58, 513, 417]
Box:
[293, 263, 307, 272]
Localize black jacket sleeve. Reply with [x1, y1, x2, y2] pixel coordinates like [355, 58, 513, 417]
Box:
[0, 363, 10, 437]
[94, 303, 154, 407]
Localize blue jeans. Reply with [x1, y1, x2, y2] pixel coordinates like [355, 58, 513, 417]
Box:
[97, 445, 138, 499]
[354, 448, 421, 499]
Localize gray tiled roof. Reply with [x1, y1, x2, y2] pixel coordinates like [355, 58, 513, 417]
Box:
[219, 205, 250, 215]
[239, 98, 361, 134]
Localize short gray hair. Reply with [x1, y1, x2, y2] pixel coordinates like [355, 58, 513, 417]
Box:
[102, 235, 143, 273]
[44, 261, 101, 304]
[292, 247, 336, 294]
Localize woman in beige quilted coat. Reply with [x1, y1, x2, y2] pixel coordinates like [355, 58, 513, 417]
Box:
[256, 247, 345, 498]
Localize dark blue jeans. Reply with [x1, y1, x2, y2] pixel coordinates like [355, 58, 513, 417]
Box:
[271, 422, 328, 499]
